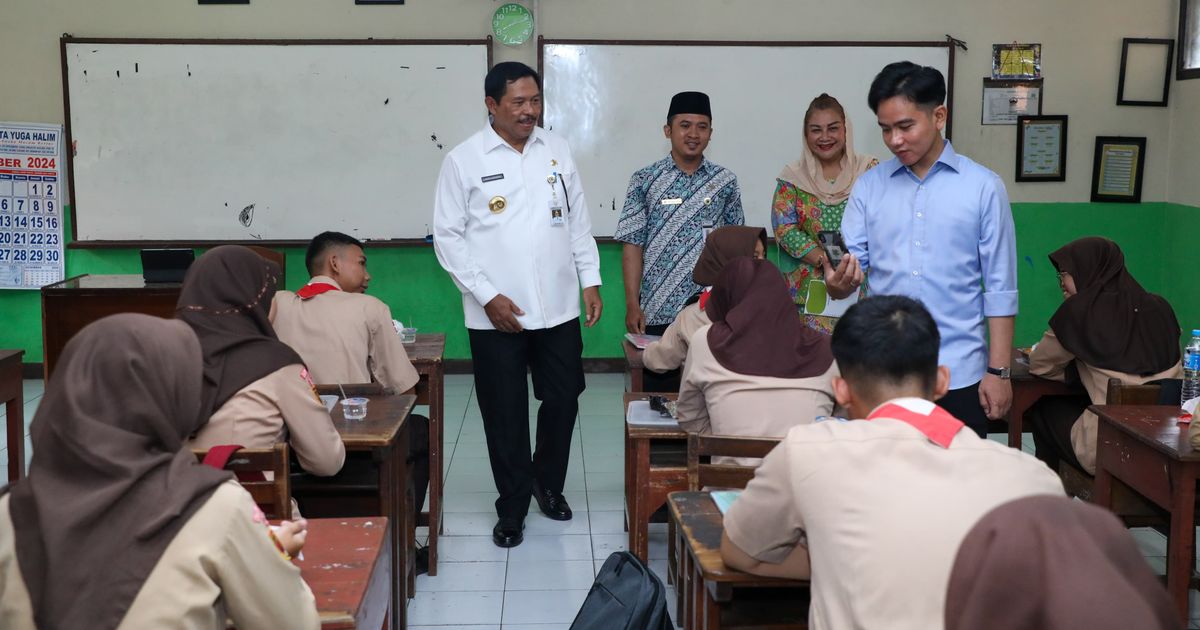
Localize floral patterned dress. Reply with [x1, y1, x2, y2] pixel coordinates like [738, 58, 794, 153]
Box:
[771, 161, 877, 333]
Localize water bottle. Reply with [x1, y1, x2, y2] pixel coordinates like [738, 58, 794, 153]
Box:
[1183, 330, 1200, 406]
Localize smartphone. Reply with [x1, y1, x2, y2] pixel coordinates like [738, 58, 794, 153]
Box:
[817, 230, 848, 265]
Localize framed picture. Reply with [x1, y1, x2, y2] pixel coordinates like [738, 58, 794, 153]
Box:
[1090, 136, 1146, 203]
[1117, 38, 1174, 106]
[981, 78, 1042, 125]
[1016, 115, 1067, 182]
[992, 43, 1042, 79]
[1179, 0, 1200, 79]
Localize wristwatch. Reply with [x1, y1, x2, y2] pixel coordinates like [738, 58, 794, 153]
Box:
[986, 366, 1011, 379]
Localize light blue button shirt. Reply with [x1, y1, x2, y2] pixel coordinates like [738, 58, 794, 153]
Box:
[842, 141, 1018, 389]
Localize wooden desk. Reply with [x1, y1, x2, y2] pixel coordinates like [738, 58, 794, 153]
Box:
[669, 491, 808, 630]
[1092, 404, 1198, 622]
[293, 394, 414, 630]
[624, 392, 687, 563]
[41, 274, 181, 380]
[1006, 347, 1081, 448]
[298, 517, 392, 630]
[406, 333, 445, 576]
[623, 340, 645, 393]
[1, 349, 24, 482]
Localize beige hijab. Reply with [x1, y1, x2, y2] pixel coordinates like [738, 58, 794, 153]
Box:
[778, 115, 875, 206]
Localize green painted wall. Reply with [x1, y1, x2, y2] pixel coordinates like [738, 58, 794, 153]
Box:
[1, 202, 1195, 363]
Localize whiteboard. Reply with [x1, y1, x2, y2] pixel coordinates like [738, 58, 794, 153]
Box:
[542, 41, 953, 236]
[64, 39, 490, 242]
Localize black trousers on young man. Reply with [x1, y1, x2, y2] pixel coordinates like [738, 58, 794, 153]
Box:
[937, 381, 990, 438]
[468, 319, 585, 519]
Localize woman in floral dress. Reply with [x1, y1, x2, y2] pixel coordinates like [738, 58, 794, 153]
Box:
[771, 93, 878, 333]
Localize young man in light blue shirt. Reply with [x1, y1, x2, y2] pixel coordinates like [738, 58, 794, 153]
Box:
[825, 61, 1017, 437]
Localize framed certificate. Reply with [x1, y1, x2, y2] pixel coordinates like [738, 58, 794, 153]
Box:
[981, 79, 1042, 125]
[1090, 136, 1146, 203]
[992, 43, 1042, 79]
[1016, 115, 1067, 182]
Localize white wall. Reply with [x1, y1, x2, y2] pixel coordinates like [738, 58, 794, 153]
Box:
[0, 0, 1185, 204]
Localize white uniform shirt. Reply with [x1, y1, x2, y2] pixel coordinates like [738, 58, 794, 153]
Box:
[433, 124, 602, 331]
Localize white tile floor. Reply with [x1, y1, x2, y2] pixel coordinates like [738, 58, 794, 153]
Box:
[5, 374, 1200, 628]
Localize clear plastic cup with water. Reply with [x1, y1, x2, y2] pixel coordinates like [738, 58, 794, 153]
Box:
[401, 327, 417, 344]
[340, 397, 369, 420]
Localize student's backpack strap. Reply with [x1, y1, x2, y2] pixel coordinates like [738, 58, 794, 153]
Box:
[201, 444, 267, 482]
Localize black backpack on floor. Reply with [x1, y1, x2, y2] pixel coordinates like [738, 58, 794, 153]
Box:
[571, 551, 673, 630]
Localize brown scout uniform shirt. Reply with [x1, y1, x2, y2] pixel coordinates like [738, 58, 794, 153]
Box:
[0, 480, 320, 630]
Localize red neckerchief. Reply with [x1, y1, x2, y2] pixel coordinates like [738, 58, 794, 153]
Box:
[866, 399, 964, 448]
[698, 288, 712, 311]
[296, 281, 340, 300]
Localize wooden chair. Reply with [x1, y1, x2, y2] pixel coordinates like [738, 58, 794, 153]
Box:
[245, 245, 286, 278]
[686, 433, 781, 491]
[673, 433, 782, 624]
[193, 443, 291, 520]
[1058, 378, 1166, 524]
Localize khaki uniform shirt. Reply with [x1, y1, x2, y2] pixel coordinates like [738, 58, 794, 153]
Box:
[272, 276, 419, 393]
[188, 364, 345, 477]
[0, 481, 320, 630]
[643, 302, 711, 373]
[677, 326, 837, 464]
[723, 398, 1064, 630]
[1029, 329, 1182, 474]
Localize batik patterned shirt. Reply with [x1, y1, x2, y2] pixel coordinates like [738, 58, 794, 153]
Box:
[614, 156, 744, 326]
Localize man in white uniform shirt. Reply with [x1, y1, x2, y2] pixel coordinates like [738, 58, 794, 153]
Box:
[433, 62, 603, 548]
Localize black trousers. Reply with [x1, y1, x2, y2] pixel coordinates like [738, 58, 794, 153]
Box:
[408, 413, 430, 515]
[936, 381, 989, 438]
[642, 323, 682, 393]
[1025, 394, 1090, 472]
[468, 319, 585, 519]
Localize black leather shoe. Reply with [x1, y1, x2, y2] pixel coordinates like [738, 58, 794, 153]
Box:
[493, 517, 525, 548]
[532, 481, 573, 521]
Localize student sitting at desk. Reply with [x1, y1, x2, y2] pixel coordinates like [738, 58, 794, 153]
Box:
[720, 296, 1063, 630]
[271, 231, 429, 517]
[181, 246, 345, 482]
[1027, 237, 1182, 475]
[676, 257, 837, 457]
[643, 225, 767, 374]
[0, 314, 318, 630]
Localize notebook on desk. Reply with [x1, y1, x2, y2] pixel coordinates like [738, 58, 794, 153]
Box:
[140, 248, 194, 283]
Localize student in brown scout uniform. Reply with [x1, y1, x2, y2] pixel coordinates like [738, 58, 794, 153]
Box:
[1026, 237, 1182, 475]
[271, 231, 430, 530]
[642, 225, 767, 375]
[720, 296, 1063, 630]
[676, 257, 838, 464]
[181, 246, 345, 483]
[0, 314, 318, 630]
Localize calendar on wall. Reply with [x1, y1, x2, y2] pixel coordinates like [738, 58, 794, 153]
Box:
[0, 122, 64, 289]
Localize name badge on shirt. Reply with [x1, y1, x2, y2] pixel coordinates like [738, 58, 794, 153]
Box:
[549, 199, 565, 226]
[481, 173, 505, 183]
[660, 198, 683, 205]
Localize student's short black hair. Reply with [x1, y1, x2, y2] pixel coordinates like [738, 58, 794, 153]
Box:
[831, 295, 941, 395]
[305, 231, 364, 276]
[484, 62, 542, 102]
[867, 61, 946, 113]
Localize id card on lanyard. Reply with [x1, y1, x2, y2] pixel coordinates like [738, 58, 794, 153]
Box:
[549, 171, 567, 226]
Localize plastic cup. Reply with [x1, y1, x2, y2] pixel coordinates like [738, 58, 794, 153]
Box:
[340, 397, 369, 420]
[401, 327, 417, 344]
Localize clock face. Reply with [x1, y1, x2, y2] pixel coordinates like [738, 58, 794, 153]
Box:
[492, 3, 534, 47]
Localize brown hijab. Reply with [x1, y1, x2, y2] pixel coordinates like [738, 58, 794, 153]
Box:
[1049, 237, 1180, 375]
[177, 245, 303, 417]
[4, 314, 231, 630]
[692, 226, 768, 287]
[945, 495, 1178, 630]
[706, 257, 833, 378]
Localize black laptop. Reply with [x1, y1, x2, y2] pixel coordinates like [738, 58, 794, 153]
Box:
[140, 249, 195, 283]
